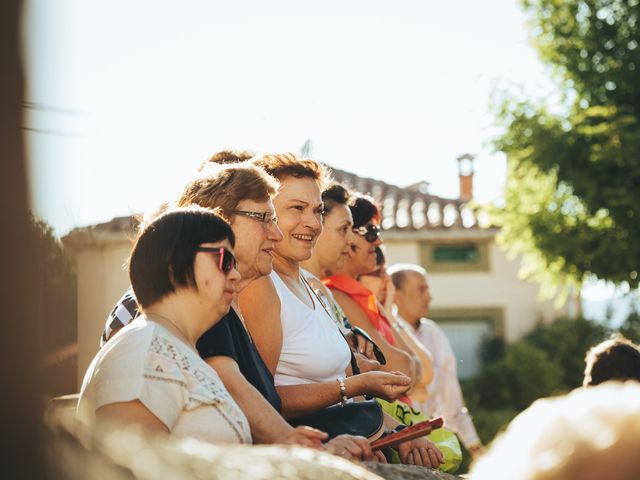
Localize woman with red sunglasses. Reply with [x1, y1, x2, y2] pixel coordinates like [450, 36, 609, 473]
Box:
[77, 207, 252, 444]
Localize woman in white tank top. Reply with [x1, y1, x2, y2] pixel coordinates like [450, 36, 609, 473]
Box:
[239, 154, 413, 419]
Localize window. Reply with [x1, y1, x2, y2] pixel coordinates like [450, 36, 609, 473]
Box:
[420, 240, 490, 272]
[429, 307, 504, 379]
[433, 245, 478, 263]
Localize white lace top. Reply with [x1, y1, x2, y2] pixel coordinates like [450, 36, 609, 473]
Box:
[270, 271, 351, 386]
[77, 317, 252, 444]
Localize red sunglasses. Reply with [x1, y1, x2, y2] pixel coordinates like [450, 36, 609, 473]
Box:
[195, 246, 237, 274]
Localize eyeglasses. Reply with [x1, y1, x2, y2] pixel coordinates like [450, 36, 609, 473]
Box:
[195, 246, 237, 274]
[352, 224, 381, 243]
[232, 210, 278, 228]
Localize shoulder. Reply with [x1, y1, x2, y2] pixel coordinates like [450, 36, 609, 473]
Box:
[332, 289, 359, 308]
[240, 274, 278, 301]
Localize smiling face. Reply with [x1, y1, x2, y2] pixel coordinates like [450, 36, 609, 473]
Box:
[192, 238, 241, 321]
[313, 203, 355, 276]
[272, 176, 323, 264]
[230, 198, 283, 283]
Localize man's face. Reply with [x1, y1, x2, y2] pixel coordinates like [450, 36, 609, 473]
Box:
[394, 271, 432, 319]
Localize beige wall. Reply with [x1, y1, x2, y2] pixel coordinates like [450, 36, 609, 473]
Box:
[67, 238, 132, 389]
[384, 239, 563, 342]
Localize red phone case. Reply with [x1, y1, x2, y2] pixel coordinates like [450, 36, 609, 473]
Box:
[370, 416, 444, 450]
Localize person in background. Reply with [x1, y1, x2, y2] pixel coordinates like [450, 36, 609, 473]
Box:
[583, 334, 640, 386]
[469, 382, 640, 480]
[359, 247, 433, 404]
[300, 183, 381, 373]
[325, 194, 433, 395]
[388, 264, 484, 458]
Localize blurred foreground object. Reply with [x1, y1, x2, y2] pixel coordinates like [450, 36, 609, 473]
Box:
[46, 397, 462, 480]
[470, 381, 640, 480]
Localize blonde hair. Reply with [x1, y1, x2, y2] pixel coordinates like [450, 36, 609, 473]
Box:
[470, 382, 640, 480]
[177, 163, 279, 219]
[251, 152, 331, 189]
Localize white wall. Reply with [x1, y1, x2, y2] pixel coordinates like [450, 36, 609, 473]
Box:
[71, 241, 131, 388]
[384, 240, 562, 342]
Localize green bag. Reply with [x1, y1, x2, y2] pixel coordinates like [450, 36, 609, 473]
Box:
[377, 398, 462, 473]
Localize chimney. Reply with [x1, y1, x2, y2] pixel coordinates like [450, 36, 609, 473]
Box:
[456, 153, 475, 202]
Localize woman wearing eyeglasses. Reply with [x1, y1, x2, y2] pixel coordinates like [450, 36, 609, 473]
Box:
[324, 194, 434, 397]
[77, 207, 252, 444]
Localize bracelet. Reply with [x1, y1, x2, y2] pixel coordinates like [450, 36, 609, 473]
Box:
[393, 320, 405, 332]
[336, 377, 348, 406]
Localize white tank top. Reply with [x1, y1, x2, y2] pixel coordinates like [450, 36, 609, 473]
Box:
[270, 271, 351, 386]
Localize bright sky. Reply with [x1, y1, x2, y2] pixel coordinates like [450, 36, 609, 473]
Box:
[24, 0, 557, 236]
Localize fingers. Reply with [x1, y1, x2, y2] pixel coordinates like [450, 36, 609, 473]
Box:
[373, 450, 387, 463]
[434, 445, 444, 464]
[363, 339, 374, 358]
[418, 447, 432, 467]
[295, 426, 329, 441]
[426, 446, 441, 467]
[327, 435, 368, 461]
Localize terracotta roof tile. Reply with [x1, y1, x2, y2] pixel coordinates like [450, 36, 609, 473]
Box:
[329, 166, 479, 231]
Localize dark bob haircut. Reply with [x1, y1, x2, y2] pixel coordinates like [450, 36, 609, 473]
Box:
[322, 183, 351, 216]
[129, 206, 235, 309]
[349, 193, 380, 228]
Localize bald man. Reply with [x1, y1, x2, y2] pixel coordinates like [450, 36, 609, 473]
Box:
[389, 263, 484, 458]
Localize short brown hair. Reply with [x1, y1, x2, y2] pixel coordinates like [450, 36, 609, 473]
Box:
[252, 152, 330, 188]
[197, 149, 255, 171]
[178, 163, 279, 219]
[583, 334, 640, 386]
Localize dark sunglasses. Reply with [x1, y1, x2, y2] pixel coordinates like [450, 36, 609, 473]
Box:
[352, 224, 381, 243]
[195, 246, 237, 274]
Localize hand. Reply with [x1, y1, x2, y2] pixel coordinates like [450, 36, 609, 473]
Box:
[354, 352, 381, 373]
[280, 426, 328, 449]
[468, 443, 486, 459]
[397, 437, 444, 468]
[325, 434, 384, 462]
[351, 371, 411, 401]
[345, 330, 376, 360]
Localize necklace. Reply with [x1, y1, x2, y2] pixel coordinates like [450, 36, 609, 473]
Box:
[145, 312, 197, 353]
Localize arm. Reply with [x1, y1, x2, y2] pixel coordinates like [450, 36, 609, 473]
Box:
[382, 307, 435, 391]
[96, 400, 169, 434]
[332, 290, 416, 381]
[206, 355, 327, 447]
[277, 371, 411, 419]
[237, 276, 282, 375]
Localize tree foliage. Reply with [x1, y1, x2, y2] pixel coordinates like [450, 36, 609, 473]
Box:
[463, 316, 611, 444]
[492, 0, 640, 292]
[31, 215, 77, 354]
